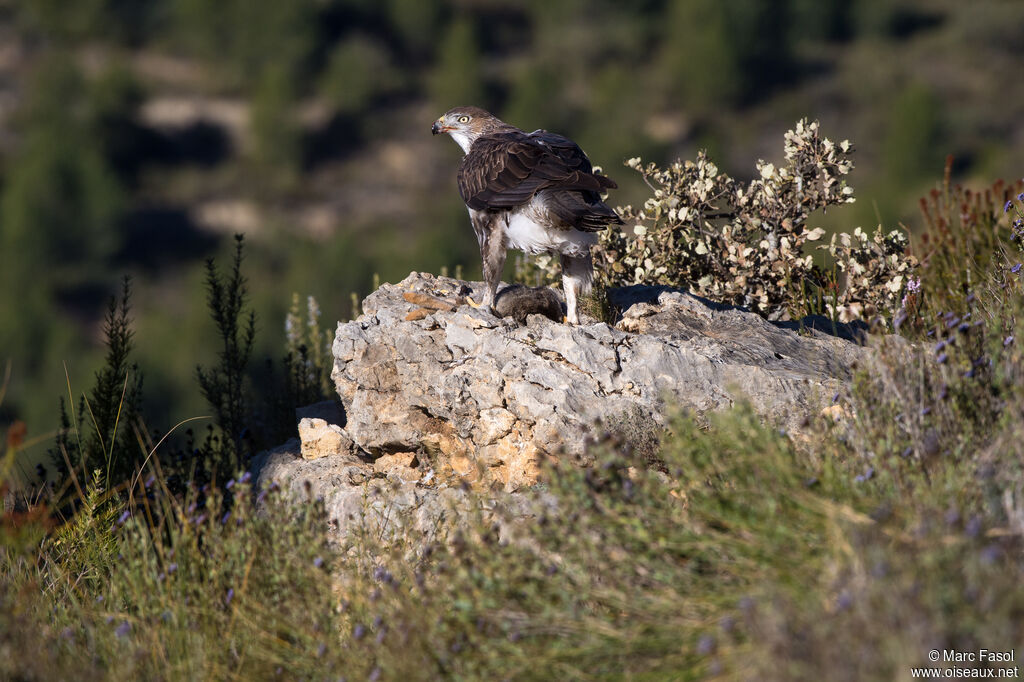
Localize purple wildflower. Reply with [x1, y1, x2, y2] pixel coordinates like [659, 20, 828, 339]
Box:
[1012, 263, 1022, 274]
[313, 556, 324, 568]
[906, 277, 921, 293]
[854, 466, 875, 483]
[1006, 200, 1014, 213]
[239, 471, 252, 483]
[697, 634, 717, 656]
[168, 562, 178, 574]
[1004, 336, 1014, 347]
[920, 407, 931, 416]
[115, 621, 132, 638]
[934, 340, 947, 353]
[937, 353, 948, 364]
[317, 642, 327, 657]
[353, 623, 366, 640]
[225, 588, 234, 606]
[980, 544, 1002, 564]
[145, 474, 156, 488]
[117, 510, 131, 525]
[221, 512, 231, 525]
[193, 514, 207, 526]
[225, 479, 235, 490]
[1018, 192, 1024, 201]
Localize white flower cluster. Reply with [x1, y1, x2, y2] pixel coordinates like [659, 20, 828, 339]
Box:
[824, 226, 917, 323]
[589, 119, 918, 322]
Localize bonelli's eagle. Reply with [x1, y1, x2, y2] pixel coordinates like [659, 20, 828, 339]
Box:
[432, 106, 622, 324]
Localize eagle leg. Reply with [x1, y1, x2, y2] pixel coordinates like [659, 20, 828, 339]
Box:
[560, 253, 594, 325]
[477, 217, 507, 314]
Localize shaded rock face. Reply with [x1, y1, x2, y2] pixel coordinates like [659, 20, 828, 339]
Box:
[329, 272, 869, 491]
[251, 431, 550, 546]
[251, 439, 475, 545]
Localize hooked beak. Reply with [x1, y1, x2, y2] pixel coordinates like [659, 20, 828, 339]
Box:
[431, 119, 451, 135]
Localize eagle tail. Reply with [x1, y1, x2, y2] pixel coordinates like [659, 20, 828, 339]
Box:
[545, 190, 623, 232]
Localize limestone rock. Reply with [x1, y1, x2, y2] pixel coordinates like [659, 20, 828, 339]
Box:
[330, 272, 871, 491]
[250, 439, 546, 545]
[296, 402, 354, 460]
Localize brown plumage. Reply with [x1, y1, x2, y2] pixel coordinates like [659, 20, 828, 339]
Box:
[432, 106, 622, 324]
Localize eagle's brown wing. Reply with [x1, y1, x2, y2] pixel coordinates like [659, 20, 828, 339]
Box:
[457, 130, 620, 231]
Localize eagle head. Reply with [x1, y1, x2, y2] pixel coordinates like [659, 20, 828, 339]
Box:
[432, 106, 508, 153]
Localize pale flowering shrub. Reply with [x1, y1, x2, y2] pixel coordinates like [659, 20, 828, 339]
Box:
[593, 119, 918, 323]
[825, 226, 917, 322]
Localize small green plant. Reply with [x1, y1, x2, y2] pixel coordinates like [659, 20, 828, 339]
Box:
[195, 235, 257, 480]
[908, 156, 1024, 324]
[284, 292, 334, 402]
[52, 277, 143, 495]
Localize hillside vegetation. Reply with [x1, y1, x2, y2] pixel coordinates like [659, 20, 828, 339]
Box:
[1, 3, 1024, 677]
[2, 115, 1024, 679]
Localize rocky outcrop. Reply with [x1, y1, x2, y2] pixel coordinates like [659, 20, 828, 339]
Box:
[328, 272, 868, 491]
[254, 271, 871, 540]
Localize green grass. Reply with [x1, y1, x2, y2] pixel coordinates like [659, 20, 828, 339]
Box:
[3, 386, 1023, 680]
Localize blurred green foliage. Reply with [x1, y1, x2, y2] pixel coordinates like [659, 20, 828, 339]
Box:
[429, 16, 485, 109]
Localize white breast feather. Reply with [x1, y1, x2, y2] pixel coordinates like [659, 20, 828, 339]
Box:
[504, 208, 597, 257]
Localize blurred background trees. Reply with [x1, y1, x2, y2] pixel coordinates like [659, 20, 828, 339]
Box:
[1, 0, 1022, 471]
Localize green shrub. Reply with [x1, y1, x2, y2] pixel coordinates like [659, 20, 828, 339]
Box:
[52, 278, 144, 496]
[194, 236, 257, 480]
[598, 120, 918, 323]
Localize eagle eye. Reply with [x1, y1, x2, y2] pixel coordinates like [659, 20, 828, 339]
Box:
[458, 115, 470, 123]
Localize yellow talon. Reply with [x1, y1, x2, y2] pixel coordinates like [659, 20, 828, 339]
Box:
[465, 296, 482, 308]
